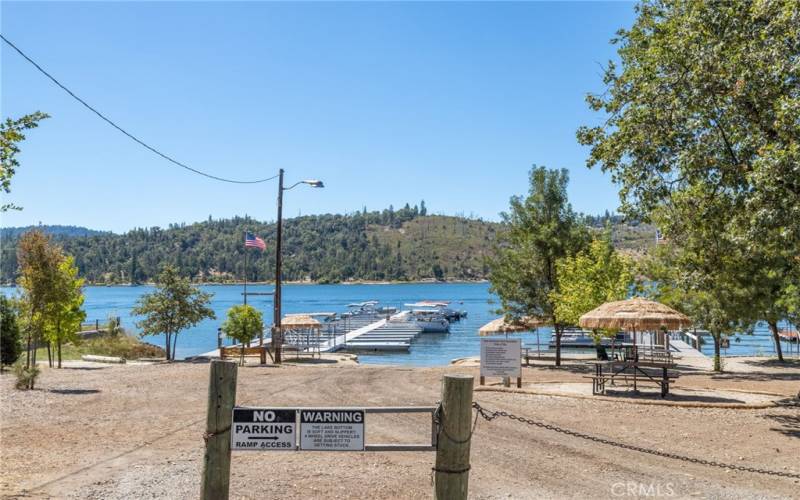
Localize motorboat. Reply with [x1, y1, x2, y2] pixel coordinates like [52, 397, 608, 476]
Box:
[406, 301, 467, 321]
[399, 307, 450, 333]
[344, 301, 380, 316]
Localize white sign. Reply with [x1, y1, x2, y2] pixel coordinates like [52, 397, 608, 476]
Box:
[231, 408, 296, 450]
[299, 409, 365, 451]
[480, 338, 521, 378]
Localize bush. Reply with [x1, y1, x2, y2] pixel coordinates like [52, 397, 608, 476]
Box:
[80, 335, 165, 360]
[1, 296, 22, 367]
[13, 362, 40, 390]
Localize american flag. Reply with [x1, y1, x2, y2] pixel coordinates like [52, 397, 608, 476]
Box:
[245, 232, 266, 251]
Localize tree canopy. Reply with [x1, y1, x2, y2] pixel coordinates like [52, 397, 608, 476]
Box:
[132, 266, 215, 360]
[1, 111, 50, 212]
[577, 0, 799, 247]
[550, 234, 634, 330]
[578, 0, 800, 368]
[222, 304, 265, 365]
[488, 166, 589, 365]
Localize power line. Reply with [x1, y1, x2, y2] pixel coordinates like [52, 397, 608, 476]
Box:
[1, 34, 279, 185]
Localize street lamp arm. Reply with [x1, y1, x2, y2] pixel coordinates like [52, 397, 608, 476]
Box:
[283, 179, 324, 191]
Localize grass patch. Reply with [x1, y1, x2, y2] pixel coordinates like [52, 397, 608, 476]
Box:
[35, 335, 165, 361]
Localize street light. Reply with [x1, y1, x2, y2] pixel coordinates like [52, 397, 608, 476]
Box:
[272, 169, 324, 364]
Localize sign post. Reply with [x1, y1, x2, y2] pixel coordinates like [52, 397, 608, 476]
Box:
[480, 338, 521, 388]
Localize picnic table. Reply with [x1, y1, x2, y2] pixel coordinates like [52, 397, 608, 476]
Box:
[588, 359, 679, 398]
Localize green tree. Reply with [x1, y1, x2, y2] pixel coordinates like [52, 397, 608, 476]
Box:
[550, 234, 634, 339]
[577, 0, 800, 247]
[488, 166, 589, 366]
[44, 256, 86, 368]
[1, 112, 50, 212]
[645, 197, 752, 372]
[132, 266, 215, 360]
[17, 231, 63, 388]
[221, 304, 264, 365]
[577, 0, 800, 365]
[1, 295, 22, 369]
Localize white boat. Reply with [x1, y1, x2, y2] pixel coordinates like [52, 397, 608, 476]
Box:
[401, 307, 450, 333]
[406, 301, 466, 321]
[344, 301, 380, 316]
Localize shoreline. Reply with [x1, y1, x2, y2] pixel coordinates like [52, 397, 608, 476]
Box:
[1, 279, 490, 288]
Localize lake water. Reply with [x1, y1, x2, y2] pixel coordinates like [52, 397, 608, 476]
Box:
[2, 283, 793, 364]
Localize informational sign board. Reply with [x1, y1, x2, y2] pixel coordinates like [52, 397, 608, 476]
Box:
[231, 408, 296, 450]
[480, 338, 521, 378]
[299, 409, 365, 451]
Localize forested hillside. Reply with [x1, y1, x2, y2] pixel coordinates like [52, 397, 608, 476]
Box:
[0, 205, 656, 284]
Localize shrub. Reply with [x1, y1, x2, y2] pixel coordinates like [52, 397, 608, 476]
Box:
[82, 335, 165, 360]
[1, 296, 22, 367]
[13, 362, 40, 390]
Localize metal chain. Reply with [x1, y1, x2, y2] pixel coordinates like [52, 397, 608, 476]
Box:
[471, 402, 800, 480]
[433, 401, 480, 445]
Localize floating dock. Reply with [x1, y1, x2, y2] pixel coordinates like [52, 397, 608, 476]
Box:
[319, 314, 423, 353]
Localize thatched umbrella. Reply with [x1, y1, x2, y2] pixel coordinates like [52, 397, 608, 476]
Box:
[579, 297, 691, 391]
[479, 316, 547, 337]
[479, 316, 549, 359]
[578, 297, 691, 332]
[280, 315, 321, 330]
[281, 315, 322, 360]
[579, 297, 691, 360]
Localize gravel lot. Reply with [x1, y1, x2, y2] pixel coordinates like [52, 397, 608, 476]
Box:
[1, 357, 799, 499]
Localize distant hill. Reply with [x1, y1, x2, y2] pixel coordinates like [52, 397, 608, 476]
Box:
[0, 225, 110, 239]
[0, 206, 657, 284]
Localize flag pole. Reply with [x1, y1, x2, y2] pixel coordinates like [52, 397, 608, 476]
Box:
[243, 230, 247, 306]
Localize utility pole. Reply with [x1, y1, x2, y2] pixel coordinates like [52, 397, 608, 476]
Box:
[272, 168, 284, 364]
[243, 230, 248, 306]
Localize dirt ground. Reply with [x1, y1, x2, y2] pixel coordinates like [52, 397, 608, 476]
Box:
[1, 356, 799, 499]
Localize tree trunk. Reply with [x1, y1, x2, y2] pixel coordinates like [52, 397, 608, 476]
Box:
[712, 333, 722, 372]
[30, 331, 38, 389]
[58, 340, 62, 369]
[25, 326, 32, 369]
[47, 342, 53, 368]
[554, 324, 562, 367]
[172, 332, 179, 361]
[767, 320, 784, 363]
[165, 332, 172, 361]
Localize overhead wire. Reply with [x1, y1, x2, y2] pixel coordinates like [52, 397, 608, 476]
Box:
[1, 34, 278, 185]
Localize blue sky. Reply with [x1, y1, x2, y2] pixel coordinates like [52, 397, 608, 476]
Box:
[2, 1, 635, 233]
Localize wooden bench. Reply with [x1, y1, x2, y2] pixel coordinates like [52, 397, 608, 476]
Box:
[219, 346, 268, 364]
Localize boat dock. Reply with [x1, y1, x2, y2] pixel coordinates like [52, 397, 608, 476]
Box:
[318, 314, 424, 352]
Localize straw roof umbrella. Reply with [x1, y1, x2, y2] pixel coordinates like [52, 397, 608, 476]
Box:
[280, 315, 322, 360]
[479, 316, 547, 336]
[578, 297, 691, 391]
[578, 297, 691, 332]
[579, 297, 691, 362]
[280, 315, 321, 329]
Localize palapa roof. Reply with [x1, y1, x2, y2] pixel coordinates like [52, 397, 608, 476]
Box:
[479, 316, 548, 336]
[578, 297, 691, 331]
[280, 315, 321, 329]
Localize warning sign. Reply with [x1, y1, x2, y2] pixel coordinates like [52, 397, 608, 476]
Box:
[232, 408, 296, 450]
[480, 338, 521, 378]
[299, 409, 365, 451]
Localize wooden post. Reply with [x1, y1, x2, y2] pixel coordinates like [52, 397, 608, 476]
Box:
[434, 374, 474, 500]
[201, 360, 238, 500]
